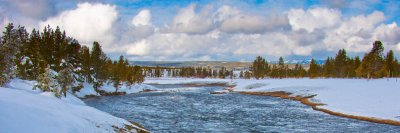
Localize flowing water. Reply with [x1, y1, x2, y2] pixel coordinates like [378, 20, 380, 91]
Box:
[83, 84, 400, 132]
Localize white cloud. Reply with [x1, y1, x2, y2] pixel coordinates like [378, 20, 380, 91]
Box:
[219, 13, 289, 33]
[122, 7, 400, 60]
[288, 8, 341, 32]
[323, 11, 388, 52]
[373, 22, 400, 45]
[397, 42, 400, 52]
[126, 40, 149, 56]
[24, 3, 399, 60]
[165, 4, 214, 34]
[293, 46, 313, 56]
[131, 9, 151, 26]
[40, 2, 118, 50]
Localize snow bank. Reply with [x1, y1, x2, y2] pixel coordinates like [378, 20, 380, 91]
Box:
[75, 82, 158, 98]
[232, 78, 400, 121]
[0, 79, 146, 133]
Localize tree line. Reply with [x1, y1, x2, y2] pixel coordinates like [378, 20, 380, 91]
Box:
[0, 23, 144, 97]
[142, 66, 235, 79]
[252, 41, 400, 79]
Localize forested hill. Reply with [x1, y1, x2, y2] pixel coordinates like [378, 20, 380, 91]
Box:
[0, 23, 144, 97]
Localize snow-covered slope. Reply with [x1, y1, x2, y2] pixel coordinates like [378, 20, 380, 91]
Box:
[0, 79, 146, 133]
[232, 78, 400, 121]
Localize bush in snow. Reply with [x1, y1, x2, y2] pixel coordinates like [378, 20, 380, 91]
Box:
[57, 66, 75, 97]
[34, 67, 56, 92]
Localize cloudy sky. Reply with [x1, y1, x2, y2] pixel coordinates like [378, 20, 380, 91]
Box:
[1, 0, 400, 61]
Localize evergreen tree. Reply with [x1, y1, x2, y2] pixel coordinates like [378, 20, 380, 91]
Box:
[111, 60, 120, 90]
[80, 46, 91, 82]
[0, 23, 24, 86]
[357, 41, 385, 78]
[244, 71, 252, 79]
[323, 57, 335, 77]
[40, 25, 55, 67]
[239, 71, 244, 78]
[309, 59, 320, 78]
[34, 66, 55, 92]
[133, 65, 144, 83]
[252, 56, 268, 79]
[154, 65, 162, 77]
[14, 26, 30, 79]
[384, 50, 395, 77]
[278, 57, 285, 79]
[111, 56, 126, 91]
[219, 67, 226, 78]
[57, 65, 74, 97]
[90, 41, 108, 88]
[334, 49, 348, 77]
[20, 29, 42, 80]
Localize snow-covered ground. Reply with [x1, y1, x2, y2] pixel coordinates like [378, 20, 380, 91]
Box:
[75, 82, 157, 98]
[0, 79, 146, 133]
[145, 77, 400, 122]
[3, 77, 400, 132]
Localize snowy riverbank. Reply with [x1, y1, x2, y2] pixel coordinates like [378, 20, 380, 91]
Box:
[145, 78, 400, 124]
[2, 77, 400, 132]
[0, 79, 148, 133]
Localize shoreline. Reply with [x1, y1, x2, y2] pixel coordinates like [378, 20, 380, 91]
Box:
[239, 91, 400, 126]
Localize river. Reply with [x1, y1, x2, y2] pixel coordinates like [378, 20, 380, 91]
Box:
[83, 84, 400, 132]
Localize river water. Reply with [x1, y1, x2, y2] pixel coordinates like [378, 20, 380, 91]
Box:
[83, 84, 400, 132]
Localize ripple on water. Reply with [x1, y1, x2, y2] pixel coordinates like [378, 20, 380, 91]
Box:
[83, 85, 400, 132]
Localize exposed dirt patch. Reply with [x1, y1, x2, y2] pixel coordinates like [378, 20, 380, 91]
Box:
[239, 91, 400, 126]
[112, 122, 149, 133]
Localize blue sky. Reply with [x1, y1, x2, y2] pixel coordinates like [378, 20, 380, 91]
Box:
[1, 0, 400, 61]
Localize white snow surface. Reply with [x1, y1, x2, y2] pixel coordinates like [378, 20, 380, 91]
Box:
[0, 79, 144, 133]
[145, 77, 400, 121]
[75, 82, 157, 98]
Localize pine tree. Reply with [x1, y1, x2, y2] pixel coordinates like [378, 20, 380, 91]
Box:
[357, 41, 385, 78]
[394, 59, 400, 77]
[14, 26, 30, 79]
[57, 65, 74, 97]
[21, 29, 42, 80]
[219, 67, 226, 78]
[90, 41, 108, 88]
[309, 59, 320, 78]
[80, 46, 91, 82]
[40, 25, 55, 68]
[34, 66, 55, 92]
[334, 49, 348, 77]
[0, 23, 24, 86]
[111, 60, 120, 90]
[154, 65, 162, 77]
[384, 50, 395, 77]
[323, 57, 335, 77]
[252, 56, 268, 79]
[278, 57, 285, 79]
[133, 65, 144, 84]
[111, 56, 126, 91]
[244, 71, 252, 79]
